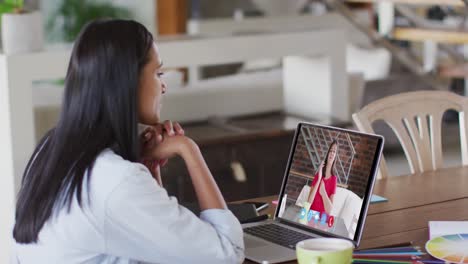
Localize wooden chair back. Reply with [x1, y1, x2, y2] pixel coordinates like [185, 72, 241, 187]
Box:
[353, 91, 468, 178]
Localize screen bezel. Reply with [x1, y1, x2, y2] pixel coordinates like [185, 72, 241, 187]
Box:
[274, 122, 384, 246]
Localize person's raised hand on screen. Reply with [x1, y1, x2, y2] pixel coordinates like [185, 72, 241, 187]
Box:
[317, 161, 324, 180]
[319, 181, 327, 198]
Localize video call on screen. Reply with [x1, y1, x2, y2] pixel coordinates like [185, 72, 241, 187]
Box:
[278, 124, 380, 239]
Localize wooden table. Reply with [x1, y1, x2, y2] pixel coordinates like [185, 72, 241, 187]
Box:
[242, 166, 468, 263]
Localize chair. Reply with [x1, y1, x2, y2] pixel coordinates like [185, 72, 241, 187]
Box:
[352, 91, 468, 179]
[330, 187, 349, 217]
[330, 187, 362, 236]
[340, 191, 362, 238]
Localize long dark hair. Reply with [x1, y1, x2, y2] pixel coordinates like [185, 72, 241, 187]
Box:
[13, 19, 154, 243]
[322, 140, 339, 177]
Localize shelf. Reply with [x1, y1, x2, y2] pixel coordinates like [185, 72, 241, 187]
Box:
[393, 27, 468, 44]
[439, 63, 468, 78]
[346, 0, 464, 6]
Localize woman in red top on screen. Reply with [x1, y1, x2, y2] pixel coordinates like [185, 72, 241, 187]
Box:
[307, 140, 338, 216]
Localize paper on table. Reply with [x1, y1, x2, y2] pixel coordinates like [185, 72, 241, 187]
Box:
[429, 221, 468, 239]
[370, 194, 388, 204]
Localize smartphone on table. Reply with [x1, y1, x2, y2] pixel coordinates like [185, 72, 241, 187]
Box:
[243, 202, 269, 212]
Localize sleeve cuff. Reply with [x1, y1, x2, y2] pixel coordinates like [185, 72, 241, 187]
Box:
[200, 208, 245, 252]
[200, 209, 240, 227]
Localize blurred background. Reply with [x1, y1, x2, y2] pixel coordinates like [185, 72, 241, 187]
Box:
[2, 0, 467, 203]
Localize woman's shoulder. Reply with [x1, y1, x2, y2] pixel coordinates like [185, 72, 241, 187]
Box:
[89, 148, 151, 195]
[94, 148, 140, 173]
[324, 174, 338, 182]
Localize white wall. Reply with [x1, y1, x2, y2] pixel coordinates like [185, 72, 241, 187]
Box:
[0, 55, 17, 264]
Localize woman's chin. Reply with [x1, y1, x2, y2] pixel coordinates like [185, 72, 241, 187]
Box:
[155, 113, 161, 122]
[139, 115, 160, 126]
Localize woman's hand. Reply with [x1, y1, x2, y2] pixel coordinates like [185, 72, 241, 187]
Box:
[150, 135, 197, 161]
[141, 120, 184, 156]
[319, 181, 327, 197]
[141, 121, 184, 157]
[317, 161, 324, 180]
[140, 120, 185, 177]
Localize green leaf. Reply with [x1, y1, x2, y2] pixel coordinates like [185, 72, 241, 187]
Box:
[2, 0, 23, 9]
[0, 3, 16, 10]
[0, 3, 16, 15]
[46, 0, 133, 42]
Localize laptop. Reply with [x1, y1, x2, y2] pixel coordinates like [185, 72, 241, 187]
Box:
[243, 122, 384, 263]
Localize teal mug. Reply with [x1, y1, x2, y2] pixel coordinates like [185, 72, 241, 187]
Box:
[296, 238, 354, 264]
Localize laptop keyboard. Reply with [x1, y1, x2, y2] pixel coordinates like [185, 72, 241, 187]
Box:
[244, 224, 314, 249]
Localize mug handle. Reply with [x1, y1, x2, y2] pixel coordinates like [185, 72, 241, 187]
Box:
[308, 256, 320, 264]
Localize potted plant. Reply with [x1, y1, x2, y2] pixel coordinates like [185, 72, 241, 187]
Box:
[47, 0, 132, 43]
[1, 0, 44, 54]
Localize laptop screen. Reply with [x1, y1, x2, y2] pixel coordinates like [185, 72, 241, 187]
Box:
[276, 123, 383, 243]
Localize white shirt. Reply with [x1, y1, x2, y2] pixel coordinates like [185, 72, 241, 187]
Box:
[12, 149, 245, 264]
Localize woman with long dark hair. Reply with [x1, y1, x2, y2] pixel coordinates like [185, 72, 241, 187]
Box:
[306, 141, 339, 216]
[12, 20, 244, 263]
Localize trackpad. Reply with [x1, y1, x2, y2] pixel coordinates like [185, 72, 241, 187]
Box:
[244, 236, 296, 263]
[245, 236, 270, 248]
